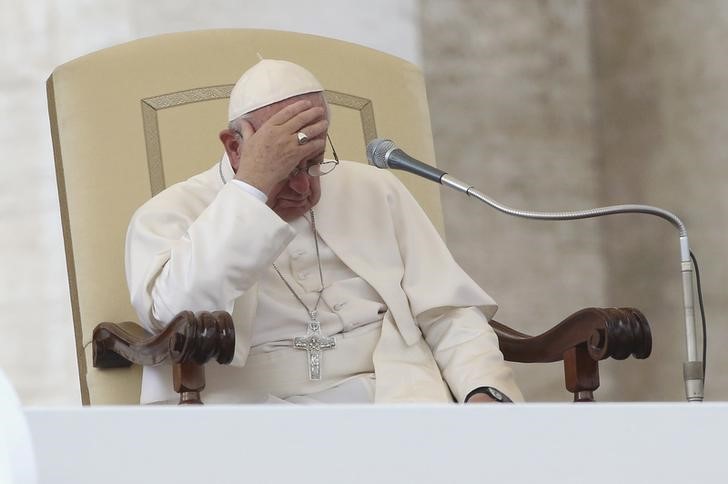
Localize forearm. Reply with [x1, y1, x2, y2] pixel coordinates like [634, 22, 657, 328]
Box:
[419, 307, 523, 403]
[126, 184, 295, 332]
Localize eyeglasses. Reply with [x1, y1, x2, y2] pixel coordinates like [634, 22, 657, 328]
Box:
[233, 130, 340, 178]
[289, 134, 340, 178]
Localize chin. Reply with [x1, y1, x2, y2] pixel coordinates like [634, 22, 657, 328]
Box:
[274, 204, 311, 221]
[272, 193, 320, 221]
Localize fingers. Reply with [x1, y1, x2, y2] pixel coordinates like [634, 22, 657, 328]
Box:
[298, 137, 326, 159]
[267, 100, 316, 126]
[284, 106, 326, 135]
[265, 99, 326, 135]
[238, 118, 255, 140]
[296, 118, 329, 143]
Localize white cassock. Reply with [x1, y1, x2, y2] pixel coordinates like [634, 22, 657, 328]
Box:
[126, 156, 523, 404]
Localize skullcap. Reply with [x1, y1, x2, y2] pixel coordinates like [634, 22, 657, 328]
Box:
[228, 59, 324, 121]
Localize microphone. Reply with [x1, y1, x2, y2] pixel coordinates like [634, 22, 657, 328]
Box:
[366, 137, 704, 402]
[366, 138, 447, 183]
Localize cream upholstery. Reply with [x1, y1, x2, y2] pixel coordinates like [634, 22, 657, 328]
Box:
[48, 29, 444, 405]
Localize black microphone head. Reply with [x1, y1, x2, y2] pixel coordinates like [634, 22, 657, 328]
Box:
[366, 138, 397, 169]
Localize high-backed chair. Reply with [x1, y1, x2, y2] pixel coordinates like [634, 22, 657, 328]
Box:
[48, 29, 651, 405]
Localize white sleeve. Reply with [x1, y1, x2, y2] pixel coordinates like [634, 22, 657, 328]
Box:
[125, 182, 295, 338]
[229, 179, 268, 203]
[417, 307, 524, 402]
[385, 174, 523, 402]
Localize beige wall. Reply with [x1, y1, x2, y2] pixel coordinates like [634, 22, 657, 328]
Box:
[422, 0, 726, 401]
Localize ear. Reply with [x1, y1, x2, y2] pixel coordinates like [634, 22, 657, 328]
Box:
[219, 129, 241, 172]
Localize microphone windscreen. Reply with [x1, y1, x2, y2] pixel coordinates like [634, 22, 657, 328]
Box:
[366, 138, 397, 168]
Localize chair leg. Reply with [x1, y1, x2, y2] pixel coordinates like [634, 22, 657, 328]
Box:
[563, 345, 600, 402]
[173, 362, 205, 405]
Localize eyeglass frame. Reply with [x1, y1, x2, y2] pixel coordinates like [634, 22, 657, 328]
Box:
[232, 130, 340, 178]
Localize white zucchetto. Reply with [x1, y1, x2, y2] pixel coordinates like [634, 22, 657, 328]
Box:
[228, 59, 324, 121]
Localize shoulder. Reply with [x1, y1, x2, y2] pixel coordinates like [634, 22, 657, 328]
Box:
[323, 160, 406, 196]
[317, 160, 418, 227]
[129, 162, 221, 230]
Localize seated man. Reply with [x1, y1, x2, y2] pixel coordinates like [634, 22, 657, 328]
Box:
[125, 59, 522, 404]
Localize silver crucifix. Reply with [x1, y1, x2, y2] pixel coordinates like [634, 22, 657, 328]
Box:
[293, 311, 336, 380]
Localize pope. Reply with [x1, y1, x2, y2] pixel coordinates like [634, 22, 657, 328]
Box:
[125, 59, 523, 405]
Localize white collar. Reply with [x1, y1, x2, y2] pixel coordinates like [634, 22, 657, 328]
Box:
[218, 152, 235, 185]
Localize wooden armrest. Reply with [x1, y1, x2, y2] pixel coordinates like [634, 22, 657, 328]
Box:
[92, 311, 235, 405]
[489, 307, 652, 401]
[490, 307, 651, 363]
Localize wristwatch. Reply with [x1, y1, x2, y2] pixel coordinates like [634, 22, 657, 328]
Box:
[465, 386, 513, 403]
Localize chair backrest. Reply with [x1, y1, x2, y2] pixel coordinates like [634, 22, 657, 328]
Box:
[48, 29, 444, 404]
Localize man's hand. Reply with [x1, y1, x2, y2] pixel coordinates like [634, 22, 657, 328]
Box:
[234, 100, 328, 195]
[465, 393, 498, 403]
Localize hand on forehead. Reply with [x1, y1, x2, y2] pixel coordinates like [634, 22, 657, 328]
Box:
[231, 95, 328, 196]
[269, 100, 328, 139]
[247, 93, 327, 129]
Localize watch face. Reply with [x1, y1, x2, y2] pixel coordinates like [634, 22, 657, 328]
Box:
[467, 387, 512, 403]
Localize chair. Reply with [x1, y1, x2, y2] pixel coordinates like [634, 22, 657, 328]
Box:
[47, 29, 651, 405]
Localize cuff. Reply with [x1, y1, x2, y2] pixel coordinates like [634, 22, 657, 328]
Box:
[230, 179, 268, 203]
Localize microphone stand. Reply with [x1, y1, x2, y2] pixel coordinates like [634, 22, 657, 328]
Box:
[440, 174, 704, 402]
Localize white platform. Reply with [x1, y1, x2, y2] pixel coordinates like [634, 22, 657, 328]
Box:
[25, 403, 727, 484]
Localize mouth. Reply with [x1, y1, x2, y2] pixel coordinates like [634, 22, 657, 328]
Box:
[276, 197, 309, 209]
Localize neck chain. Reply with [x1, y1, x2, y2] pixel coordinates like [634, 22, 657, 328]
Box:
[218, 158, 227, 184]
[272, 210, 336, 381]
[271, 210, 325, 318]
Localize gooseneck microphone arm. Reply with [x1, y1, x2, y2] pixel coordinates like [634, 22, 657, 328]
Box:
[367, 138, 703, 402]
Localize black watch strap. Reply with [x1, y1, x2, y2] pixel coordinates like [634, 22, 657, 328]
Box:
[465, 386, 513, 403]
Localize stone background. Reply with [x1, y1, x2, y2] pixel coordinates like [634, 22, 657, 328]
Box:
[422, 0, 727, 401]
[1, 0, 725, 404]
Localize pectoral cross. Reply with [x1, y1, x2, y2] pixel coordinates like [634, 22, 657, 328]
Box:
[293, 311, 336, 380]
